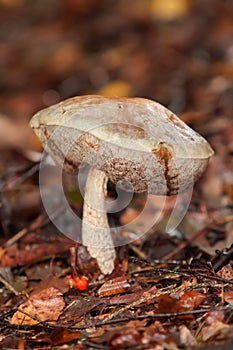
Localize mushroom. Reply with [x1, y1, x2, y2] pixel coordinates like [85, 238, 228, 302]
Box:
[29, 95, 214, 274]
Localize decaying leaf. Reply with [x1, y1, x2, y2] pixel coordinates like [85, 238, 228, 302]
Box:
[205, 310, 225, 325]
[201, 321, 233, 342]
[180, 290, 206, 309]
[10, 287, 65, 325]
[98, 276, 131, 297]
[179, 325, 197, 347]
[217, 264, 233, 281]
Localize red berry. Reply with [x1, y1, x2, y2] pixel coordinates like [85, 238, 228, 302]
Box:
[73, 276, 88, 291]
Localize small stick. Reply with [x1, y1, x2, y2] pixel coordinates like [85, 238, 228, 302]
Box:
[102, 282, 230, 322]
[4, 215, 44, 248]
[0, 274, 19, 296]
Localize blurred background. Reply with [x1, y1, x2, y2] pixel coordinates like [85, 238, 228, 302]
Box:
[0, 0, 232, 122]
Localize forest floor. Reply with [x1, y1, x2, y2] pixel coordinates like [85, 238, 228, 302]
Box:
[0, 1, 232, 349]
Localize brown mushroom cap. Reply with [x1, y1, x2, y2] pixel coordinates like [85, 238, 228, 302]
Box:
[30, 95, 214, 195]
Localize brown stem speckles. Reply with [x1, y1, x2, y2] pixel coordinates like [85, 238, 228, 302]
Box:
[82, 167, 116, 275]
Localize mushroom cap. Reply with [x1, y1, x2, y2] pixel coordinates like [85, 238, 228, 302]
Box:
[30, 95, 214, 195]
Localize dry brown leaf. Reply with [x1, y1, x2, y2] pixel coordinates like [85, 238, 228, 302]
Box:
[141, 320, 169, 345]
[10, 287, 65, 325]
[180, 291, 206, 309]
[31, 276, 70, 295]
[61, 297, 102, 322]
[108, 328, 141, 348]
[201, 321, 232, 342]
[217, 264, 233, 281]
[222, 291, 233, 304]
[205, 310, 225, 325]
[98, 276, 131, 297]
[49, 329, 81, 346]
[157, 295, 183, 314]
[179, 325, 197, 347]
[191, 227, 233, 257]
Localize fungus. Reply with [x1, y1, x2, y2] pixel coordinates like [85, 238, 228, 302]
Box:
[30, 95, 214, 274]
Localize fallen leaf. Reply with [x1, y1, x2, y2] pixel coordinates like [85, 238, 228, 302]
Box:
[32, 276, 70, 295]
[179, 325, 197, 347]
[157, 295, 184, 314]
[141, 320, 169, 345]
[108, 328, 141, 348]
[98, 276, 131, 297]
[49, 329, 81, 346]
[205, 310, 225, 325]
[60, 297, 102, 322]
[223, 291, 233, 304]
[180, 291, 206, 309]
[217, 264, 233, 281]
[10, 287, 65, 325]
[201, 321, 232, 342]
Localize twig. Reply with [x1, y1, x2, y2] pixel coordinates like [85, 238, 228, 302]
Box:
[212, 244, 233, 272]
[96, 307, 230, 326]
[213, 215, 233, 225]
[4, 203, 69, 248]
[101, 282, 230, 322]
[81, 340, 109, 349]
[129, 244, 148, 260]
[153, 268, 233, 286]
[162, 214, 233, 261]
[0, 274, 19, 296]
[4, 214, 44, 248]
[162, 227, 207, 261]
[129, 257, 233, 286]
[12, 304, 231, 330]
[0, 163, 40, 191]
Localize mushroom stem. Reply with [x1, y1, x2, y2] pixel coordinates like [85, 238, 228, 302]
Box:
[82, 167, 116, 274]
